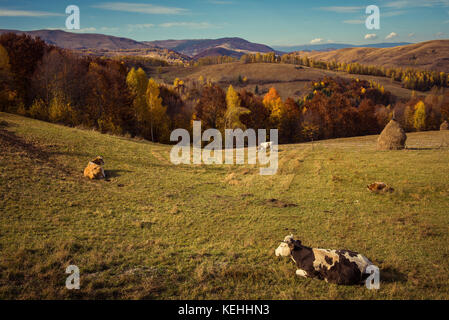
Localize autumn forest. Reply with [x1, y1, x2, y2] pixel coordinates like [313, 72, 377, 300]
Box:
[1, 33, 448, 145]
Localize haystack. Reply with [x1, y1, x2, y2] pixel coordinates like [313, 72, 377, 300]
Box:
[377, 119, 407, 150]
[441, 120, 449, 131]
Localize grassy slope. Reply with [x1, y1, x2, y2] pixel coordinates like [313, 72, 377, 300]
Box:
[1, 112, 448, 299]
[155, 63, 422, 100]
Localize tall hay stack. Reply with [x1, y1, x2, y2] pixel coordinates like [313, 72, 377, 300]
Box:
[377, 118, 407, 150]
[441, 120, 449, 131]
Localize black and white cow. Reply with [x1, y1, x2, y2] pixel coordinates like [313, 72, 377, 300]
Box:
[275, 235, 373, 285]
[258, 141, 273, 151]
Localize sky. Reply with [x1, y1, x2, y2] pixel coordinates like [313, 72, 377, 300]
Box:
[0, 0, 448, 46]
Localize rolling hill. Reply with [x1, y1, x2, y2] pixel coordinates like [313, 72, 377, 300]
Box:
[296, 40, 449, 72]
[192, 47, 246, 59]
[272, 42, 412, 53]
[0, 30, 277, 62]
[0, 29, 150, 50]
[156, 62, 423, 100]
[0, 29, 191, 64]
[144, 37, 276, 57]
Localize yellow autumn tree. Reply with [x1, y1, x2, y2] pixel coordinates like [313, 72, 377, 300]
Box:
[224, 85, 250, 129]
[146, 78, 170, 142]
[413, 101, 426, 131]
[126, 67, 148, 124]
[48, 91, 72, 123]
[173, 78, 184, 93]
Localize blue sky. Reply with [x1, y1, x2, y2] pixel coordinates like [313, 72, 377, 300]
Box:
[0, 0, 448, 46]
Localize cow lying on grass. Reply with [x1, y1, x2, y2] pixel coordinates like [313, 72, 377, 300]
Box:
[275, 235, 374, 285]
[83, 156, 105, 180]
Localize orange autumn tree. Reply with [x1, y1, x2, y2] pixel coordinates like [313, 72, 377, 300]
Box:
[263, 87, 284, 121]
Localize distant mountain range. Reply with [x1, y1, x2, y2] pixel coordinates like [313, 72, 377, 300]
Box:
[0, 29, 275, 59]
[0, 29, 416, 59]
[272, 42, 413, 52]
[1, 29, 447, 71]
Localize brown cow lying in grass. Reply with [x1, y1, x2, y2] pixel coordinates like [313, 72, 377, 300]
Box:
[275, 235, 373, 285]
[83, 156, 105, 180]
[367, 182, 394, 193]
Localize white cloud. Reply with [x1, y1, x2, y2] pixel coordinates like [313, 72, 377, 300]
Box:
[126, 24, 154, 30]
[365, 33, 378, 40]
[0, 9, 63, 17]
[92, 2, 189, 15]
[385, 0, 449, 9]
[343, 19, 364, 24]
[383, 10, 407, 17]
[408, 33, 416, 37]
[310, 38, 324, 44]
[386, 32, 398, 40]
[101, 26, 120, 32]
[207, 0, 233, 4]
[159, 22, 212, 29]
[319, 6, 363, 13]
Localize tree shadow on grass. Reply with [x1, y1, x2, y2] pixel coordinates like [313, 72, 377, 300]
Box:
[406, 147, 438, 150]
[0, 127, 50, 161]
[381, 266, 408, 283]
[105, 169, 132, 179]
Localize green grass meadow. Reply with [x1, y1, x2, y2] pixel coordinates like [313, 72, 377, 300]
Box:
[0, 112, 448, 299]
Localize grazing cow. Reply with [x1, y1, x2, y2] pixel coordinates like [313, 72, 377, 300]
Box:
[258, 141, 273, 151]
[83, 156, 106, 180]
[275, 235, 373, 285]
